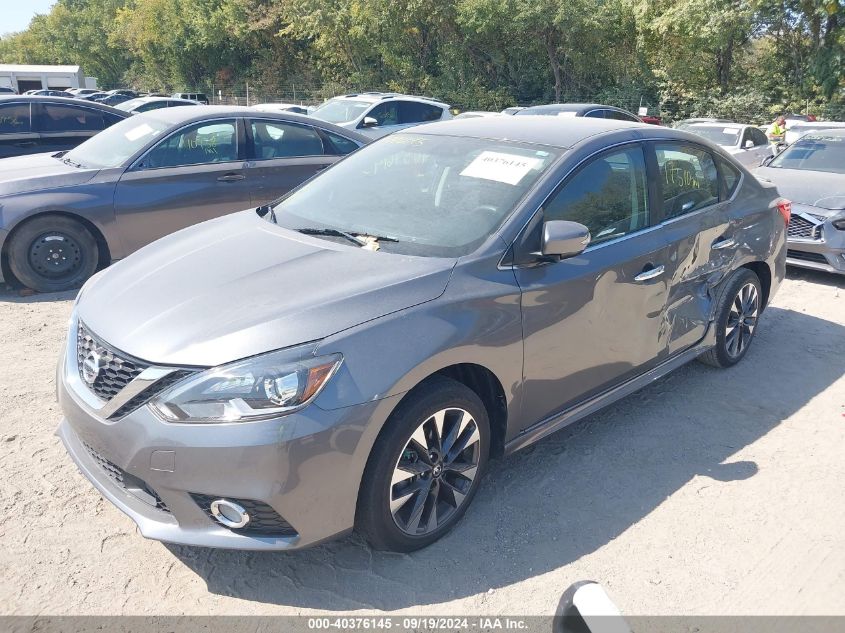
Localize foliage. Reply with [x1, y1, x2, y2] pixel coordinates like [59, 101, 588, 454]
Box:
[0, 0, 842, 120]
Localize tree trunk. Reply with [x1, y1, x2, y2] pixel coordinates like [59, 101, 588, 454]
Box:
[545, 34, 562, 102]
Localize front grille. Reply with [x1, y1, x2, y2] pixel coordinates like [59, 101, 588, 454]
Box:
[787, 249, 829, 264]
[787, 215, 822, 240]
[83, 442, 170, 513]
[77, 322, 149, 401]
[190, 493, 298, 537]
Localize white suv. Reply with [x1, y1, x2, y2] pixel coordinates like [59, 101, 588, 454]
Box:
[309, 92, 452, 138]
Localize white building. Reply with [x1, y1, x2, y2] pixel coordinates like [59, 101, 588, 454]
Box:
[0, 64, 97, 93]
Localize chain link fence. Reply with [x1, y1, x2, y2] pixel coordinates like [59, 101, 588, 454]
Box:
[183, 82, 837, 125]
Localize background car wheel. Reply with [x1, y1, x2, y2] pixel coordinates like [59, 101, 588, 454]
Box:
[357, 376, 490, 552]
[7, 215, 98, 293]
[699, 268, 762, 369]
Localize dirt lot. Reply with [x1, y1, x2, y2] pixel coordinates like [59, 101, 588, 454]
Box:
[0, 269, 843, 616]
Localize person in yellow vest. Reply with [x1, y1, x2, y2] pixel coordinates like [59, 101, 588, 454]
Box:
[767, 115, 787, 150]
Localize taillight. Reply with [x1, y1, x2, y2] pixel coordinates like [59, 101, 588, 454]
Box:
[773, 198, 791, 225]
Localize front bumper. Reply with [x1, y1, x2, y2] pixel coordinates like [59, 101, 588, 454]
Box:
[57, 331, 400, 550]
[786, 210, 845, 275]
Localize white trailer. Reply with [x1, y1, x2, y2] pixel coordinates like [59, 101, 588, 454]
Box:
[0, 64, 88, 93]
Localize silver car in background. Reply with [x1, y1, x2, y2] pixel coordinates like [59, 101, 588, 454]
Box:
[309, 92, 452, 138]
[683, 122, 772, 169]
[756, 129, 845, 274]
[57, 117, 786, 553]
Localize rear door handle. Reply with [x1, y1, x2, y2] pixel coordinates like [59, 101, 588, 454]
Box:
[712, 237, 737, 250]
[14, 141, 37, 147]
[634, 264, 665, 282]
[217, 173, 245, 182]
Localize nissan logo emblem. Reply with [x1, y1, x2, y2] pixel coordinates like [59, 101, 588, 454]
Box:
[82, 350, 102, 385]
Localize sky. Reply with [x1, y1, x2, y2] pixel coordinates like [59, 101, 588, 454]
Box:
[3, 0, 56, 36]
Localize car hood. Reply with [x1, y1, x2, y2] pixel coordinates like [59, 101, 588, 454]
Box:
[755, 167, 845, 210]
[0, 152, 100, 197]
[77, 211, 456, 367]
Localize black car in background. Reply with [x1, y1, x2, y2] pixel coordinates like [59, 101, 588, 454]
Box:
[0, 86, 18, 95]
[0, 96, 129, 159]
[515, 102, 642, 122]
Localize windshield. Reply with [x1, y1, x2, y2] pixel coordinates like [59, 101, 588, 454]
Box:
[270, 133, 559, 257]
[64, 116, 171, 169]
[310, 99, 371, 124]
[686, 125, 742, 146]
[770, 134, 845, 174]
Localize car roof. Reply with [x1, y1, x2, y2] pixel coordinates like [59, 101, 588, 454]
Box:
[801, 128, 845, 138]
[326, 92, 450, 107]
[133, 105, 371, 142]
[406, 115, 655, 149]
[518, 103, 631, 115]
[0, 94, 129, 115]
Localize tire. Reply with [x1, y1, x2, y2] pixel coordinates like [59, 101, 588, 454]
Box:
[7, 215, 98, 293]
[698, 268, 762, 368]
[357, 376, 490, 552]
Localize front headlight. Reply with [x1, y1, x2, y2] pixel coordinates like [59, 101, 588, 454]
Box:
[149, 346, 342, 423]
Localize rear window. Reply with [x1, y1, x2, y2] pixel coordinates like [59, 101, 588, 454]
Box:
[0, 102, 31, 133]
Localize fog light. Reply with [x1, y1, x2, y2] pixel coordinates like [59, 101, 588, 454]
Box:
[210, 499, 250, 528]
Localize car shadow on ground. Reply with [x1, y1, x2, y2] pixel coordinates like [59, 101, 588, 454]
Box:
[166, 305, 845, 610]
[786, 266, 845, 288]
[0, 287, 77, 303]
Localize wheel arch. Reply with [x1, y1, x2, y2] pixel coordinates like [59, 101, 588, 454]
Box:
[740, 260, 772, 310]
[1, 210, 111, 286]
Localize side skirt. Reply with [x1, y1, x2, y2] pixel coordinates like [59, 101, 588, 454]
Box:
[504, 325, 717, 455]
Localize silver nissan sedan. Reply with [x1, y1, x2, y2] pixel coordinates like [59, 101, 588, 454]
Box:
[57, 116, 787, 552]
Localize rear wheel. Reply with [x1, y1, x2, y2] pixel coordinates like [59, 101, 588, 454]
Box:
[357, 377, 490, 552]
[699, 268, 762, 368]
[7, 216, 98, 293]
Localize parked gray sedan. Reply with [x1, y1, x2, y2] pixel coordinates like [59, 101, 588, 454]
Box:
[0, 106, 368, 292]
[756, 129, 845, 274]
[57, 117, 786, 552]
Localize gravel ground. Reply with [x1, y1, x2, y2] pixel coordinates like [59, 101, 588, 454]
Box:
[0, 269, 843, 616]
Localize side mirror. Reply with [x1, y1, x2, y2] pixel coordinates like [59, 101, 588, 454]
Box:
[361, 116, 378, 128]
[542, 220, 591, 259]
[744, 139, 754, 149]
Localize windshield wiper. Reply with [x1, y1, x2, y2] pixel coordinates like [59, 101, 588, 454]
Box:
[257, 204, 277, 223]
[296, 227, 368, 246]
[61, 156, 84, 169]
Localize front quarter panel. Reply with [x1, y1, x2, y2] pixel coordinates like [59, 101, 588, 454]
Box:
[313, 252, 524, 441]
[0, 168, 124, 258]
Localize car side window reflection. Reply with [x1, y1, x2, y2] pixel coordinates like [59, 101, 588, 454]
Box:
[655, 143, 719, 219]
[543, 146, 649, 245]
[0, 103, 31, 133]
[250, 120, 324, 159]
[143, 120, 238, 168]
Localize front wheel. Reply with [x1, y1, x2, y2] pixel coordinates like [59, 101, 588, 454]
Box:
[357, 377, 490, 552]
[699, 268, 762, 368]
[7, 215, 98, 293]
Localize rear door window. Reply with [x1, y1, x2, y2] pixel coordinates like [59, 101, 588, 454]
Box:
[654, 143, 720, 219]
[398, 101, 444, 123]
[0, 103, 31, 133]
[322, 130, 361, 155]
[38, 104, 106, 132]
[249, 120, 325, 159]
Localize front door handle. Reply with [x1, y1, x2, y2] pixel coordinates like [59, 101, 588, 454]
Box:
[634, 264, 665, 282]
[217, 173, 245, 182]
[712, 237, 737, 250]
